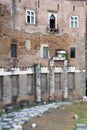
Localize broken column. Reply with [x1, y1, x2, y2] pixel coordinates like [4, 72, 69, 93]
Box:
[35, 63, 41, 103]
[63, 60, 68, 99]
[49, 60, 55, 101]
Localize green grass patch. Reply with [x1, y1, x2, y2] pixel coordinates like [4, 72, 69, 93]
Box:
[71, 103, 87, 130]
[2, 128, 9, 130]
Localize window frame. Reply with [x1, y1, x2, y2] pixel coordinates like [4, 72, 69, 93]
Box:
[26, 9, 35, 25]
[43, 47, 48, 59]
[40, 44, 49, 59]
[69, 16, 78, 28]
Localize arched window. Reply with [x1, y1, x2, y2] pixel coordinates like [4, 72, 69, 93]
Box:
[50, 15, 55, 29]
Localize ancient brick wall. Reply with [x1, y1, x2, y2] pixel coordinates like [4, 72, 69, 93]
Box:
[13, 0, 86, 36]
[0, 0, 86, 104]
[0, 0, 86, 69]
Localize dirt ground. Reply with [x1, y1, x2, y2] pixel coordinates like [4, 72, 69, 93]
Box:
[22, 104, 76, 130]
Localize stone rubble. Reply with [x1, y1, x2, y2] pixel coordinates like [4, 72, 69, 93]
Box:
[74, 114, 79, 120]
[0, 101, 71, 130]
[31, 123, 37, 128]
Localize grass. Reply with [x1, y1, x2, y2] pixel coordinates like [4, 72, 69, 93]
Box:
[2, 128, 9, 130]
[71, 102, 87, 130]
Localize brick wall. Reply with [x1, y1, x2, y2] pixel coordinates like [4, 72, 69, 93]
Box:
[0, 1, 86, 70]
[0, 0, 86, 104]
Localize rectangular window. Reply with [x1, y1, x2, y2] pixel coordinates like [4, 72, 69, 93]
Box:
[70, 47, 75, 58]
[70, 16, 78, 28]
[26, 9, 35, 25]
[11, 44, 17, 58]
[43, 47, 48, 59]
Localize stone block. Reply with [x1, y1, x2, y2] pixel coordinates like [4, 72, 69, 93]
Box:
[77, 128, 87, 130]
[77, 124, 86, 128]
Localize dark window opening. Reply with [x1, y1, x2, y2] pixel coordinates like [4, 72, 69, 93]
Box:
[11, 44, 17, 58]
[27, 16, 30, 23]
[50, 15, 55, 29]
[43, 47, 48, 59]
[70, 48, 75, 58]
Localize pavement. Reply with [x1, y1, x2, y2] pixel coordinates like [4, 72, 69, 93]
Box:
[0, 101, 71, 130]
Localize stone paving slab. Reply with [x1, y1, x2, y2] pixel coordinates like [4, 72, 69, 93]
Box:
[77, 128, 87, 130]
[0, 101, 71, 130]
[76, 123, 87, 130]
[77, 124, 87, 128]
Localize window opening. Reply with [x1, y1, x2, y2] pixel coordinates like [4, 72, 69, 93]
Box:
[70, 16, 78, 28]
[26, 10, 35, 24]
[11, 44, 17, 58]
[70, 47, 75, 58]
[43, 47, 48, 59]
[50, 15, 55, 29]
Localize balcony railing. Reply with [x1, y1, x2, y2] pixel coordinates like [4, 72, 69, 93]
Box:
[47, 24, 59, 33]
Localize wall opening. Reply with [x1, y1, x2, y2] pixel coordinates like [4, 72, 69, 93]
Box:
[43, 47, 48, 59]
[70, 47, 75, 58]
[50, 15, 55, 29]
[11, 44, 17, 58]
